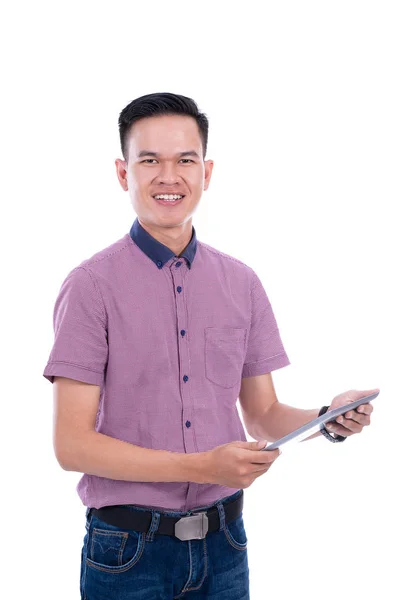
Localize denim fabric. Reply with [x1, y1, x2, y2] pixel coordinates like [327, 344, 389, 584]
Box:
[80, 489, 250, 599]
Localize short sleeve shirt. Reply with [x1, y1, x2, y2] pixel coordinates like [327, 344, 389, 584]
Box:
[43, 217, 290, 510]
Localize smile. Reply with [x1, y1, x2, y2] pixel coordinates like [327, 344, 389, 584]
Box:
[153, 194, 185, 206]
[153, 194, 185, 201]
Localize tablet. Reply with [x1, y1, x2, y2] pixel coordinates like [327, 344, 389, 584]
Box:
[262, 391, 380, 451]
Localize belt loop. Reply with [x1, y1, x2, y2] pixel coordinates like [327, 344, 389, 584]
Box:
[145, 510, 160, 542]
[216, 501, 226, 532]
[85, 507, 93, 530]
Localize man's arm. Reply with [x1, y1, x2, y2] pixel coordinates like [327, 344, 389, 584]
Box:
[249, 401, 321, 442]
[239, 372, 321, 442]
[53, 376, 206, 483]
[239, 373, 375, 442]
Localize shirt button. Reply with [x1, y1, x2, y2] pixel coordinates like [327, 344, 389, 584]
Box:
[177, 286, 182, 293]
[185, 420, 191, 428]
[156, 260, 163, 268]
[180, 329, 186, 336]
[183, 375, 189, 382]
[175, 261, 182, 268]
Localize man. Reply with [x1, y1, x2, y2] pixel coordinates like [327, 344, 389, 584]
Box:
[43, 92, 377, 599]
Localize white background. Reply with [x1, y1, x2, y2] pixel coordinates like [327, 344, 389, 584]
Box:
[1, 1, 399, 598]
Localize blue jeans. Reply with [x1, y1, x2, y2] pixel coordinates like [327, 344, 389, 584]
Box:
[80, 489, 249, 599]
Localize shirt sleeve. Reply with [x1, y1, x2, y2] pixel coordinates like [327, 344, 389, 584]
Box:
[43, 266, 108, 386]
[242, 270, 291, 378]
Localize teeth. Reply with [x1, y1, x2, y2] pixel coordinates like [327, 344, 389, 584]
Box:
[154, 194, 183, 201]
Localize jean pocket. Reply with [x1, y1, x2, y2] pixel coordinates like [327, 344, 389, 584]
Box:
[205, 327, 246, 388]
[223, 512, 248, 551]
[86, 515, 146, 573]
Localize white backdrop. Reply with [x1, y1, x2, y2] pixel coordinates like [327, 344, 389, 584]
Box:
[1, 1, 399, 599]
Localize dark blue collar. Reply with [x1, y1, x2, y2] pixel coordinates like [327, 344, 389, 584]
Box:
[129, 217, 197, 270]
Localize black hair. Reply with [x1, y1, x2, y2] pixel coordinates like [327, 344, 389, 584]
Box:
[118, 92, 209, 162]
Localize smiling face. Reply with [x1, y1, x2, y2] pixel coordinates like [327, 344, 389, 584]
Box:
[115, 114, 214, 233]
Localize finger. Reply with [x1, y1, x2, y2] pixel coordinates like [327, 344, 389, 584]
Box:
[251, 452, 281, 468]
[325, 421, 361, 436]
[335, 415, 365, 432]
[356, 403, 373, 416]
[253, 449, 280, 462]
[250, 453, 280, 465]
[339, 412, 371, 426]
[342, 418, 364, 433]
[251, 464, 274, 479]
[253, 464, 273, 474]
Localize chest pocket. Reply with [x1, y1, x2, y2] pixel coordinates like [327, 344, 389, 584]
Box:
[205, 327, 247, 388]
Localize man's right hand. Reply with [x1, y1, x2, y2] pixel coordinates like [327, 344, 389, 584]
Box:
[200, 440, 280, 489]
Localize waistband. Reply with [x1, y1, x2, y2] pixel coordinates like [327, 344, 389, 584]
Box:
[88, 489, 244, 541]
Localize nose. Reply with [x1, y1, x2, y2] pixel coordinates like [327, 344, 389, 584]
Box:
[156, 161, 179, 185]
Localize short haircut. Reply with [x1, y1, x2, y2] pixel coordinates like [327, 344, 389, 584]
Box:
[118, 92, 209, 162]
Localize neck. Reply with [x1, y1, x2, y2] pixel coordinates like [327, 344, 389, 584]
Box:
[139, 219, 193, 256]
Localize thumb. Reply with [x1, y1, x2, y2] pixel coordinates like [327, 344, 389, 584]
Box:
[232, 440, 266, 449]
[250, 440, 267, 449]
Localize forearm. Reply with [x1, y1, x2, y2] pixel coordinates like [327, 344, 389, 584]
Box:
[250, 402, 322, 442]
[59, 431, 207, 483]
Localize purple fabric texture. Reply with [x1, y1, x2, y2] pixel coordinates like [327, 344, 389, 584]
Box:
[43, 227, 290, 510]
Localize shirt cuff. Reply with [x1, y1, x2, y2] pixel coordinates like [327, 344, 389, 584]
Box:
[43, 361, 104, 386]
[242, 352, 290, 378]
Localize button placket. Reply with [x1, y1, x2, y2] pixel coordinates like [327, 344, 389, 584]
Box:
[170, 259, 194, 452]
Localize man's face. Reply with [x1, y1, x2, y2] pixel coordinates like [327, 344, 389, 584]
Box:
[115, 114, 214, 229]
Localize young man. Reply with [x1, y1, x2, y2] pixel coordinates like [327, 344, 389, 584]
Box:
[43, 92, 376, 599]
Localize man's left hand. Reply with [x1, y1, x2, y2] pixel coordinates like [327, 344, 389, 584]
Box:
[324, 388, 379, 437]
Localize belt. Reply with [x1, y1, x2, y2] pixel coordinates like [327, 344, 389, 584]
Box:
[90, 490, 243, 542]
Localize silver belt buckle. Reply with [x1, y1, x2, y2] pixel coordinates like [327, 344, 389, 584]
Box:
[175, 511, 209, 541]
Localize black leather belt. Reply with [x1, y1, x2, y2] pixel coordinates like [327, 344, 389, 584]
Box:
[90, 490, 243, 541]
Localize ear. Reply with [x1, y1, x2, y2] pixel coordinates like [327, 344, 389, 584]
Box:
[115, 158, 128, 191]
[203, 159, 214, 190]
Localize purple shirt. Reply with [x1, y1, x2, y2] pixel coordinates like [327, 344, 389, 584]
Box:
[43, 218, 290, 510]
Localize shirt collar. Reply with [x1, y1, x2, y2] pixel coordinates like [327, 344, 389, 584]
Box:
[129, 217, 197, 270]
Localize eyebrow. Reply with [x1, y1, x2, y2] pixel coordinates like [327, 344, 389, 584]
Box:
[137, 150, 200, 159]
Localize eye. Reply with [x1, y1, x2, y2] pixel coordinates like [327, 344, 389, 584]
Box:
[140, 158, 194, 164]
